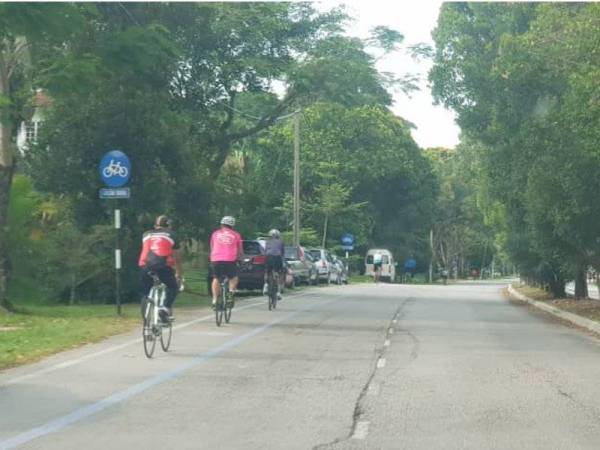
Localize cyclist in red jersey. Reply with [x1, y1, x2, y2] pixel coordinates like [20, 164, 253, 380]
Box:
[139, 215, 183, 320]
[209, 216, 242, 308]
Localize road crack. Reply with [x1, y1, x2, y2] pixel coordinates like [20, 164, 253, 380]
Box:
[312, 300, 410, 449]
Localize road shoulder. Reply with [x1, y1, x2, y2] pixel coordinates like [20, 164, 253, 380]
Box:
[508, 283, 600, 335]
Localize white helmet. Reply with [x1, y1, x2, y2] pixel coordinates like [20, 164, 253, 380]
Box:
[269, 229, 280, 238]
[220, 216, 236, 227]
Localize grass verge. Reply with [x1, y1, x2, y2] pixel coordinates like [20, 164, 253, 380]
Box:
[512, 282, 600, 323]
[0, 268, 211, 371]
[0, 304, 139, 370]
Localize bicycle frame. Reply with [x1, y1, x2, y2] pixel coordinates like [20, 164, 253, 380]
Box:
[267, 270, 279, 310]
[215, 276, 232, 326]
[143, 274, 172, 358]
[148, 278, 167, 329]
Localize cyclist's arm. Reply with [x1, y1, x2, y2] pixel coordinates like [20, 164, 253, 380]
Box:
[236, 236, 243, 262]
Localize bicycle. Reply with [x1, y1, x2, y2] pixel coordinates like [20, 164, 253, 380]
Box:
[142, 274, 173, 358]
[266, 270, 279, 311]
[215, 276, 233, 326]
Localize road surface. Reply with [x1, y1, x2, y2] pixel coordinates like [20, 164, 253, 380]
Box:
[2, 281, 600, 449]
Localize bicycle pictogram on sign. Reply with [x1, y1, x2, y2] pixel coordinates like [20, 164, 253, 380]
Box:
[99, 150, 131, 187]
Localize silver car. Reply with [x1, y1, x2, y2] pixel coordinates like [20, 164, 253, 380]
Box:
[308, 248, 336, 283]
[284, 246, 318, 285]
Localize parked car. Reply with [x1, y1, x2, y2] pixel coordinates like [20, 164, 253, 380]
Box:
[365, 248, 395, 282]
[284, 246, 317, 285]
[238, 240, 267, 290]
[307, 248, 336, 283]
[332, 255, 349, 284]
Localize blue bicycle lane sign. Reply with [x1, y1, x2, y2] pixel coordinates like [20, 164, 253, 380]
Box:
[99, 150, 131, 188]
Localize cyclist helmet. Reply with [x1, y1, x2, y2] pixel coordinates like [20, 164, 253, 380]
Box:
[269, 229, 280, 238]
[220, 216, 236, 227]
[155, 215, 171, 229]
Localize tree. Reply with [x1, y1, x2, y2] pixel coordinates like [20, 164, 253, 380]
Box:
[430, 3, 600, 297]
[236, 102, 437, 260]
[0, 3, 86, 311]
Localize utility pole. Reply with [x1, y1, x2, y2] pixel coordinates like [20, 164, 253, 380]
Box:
[293, 113, 300, 247]
[429, 228, 434, 283]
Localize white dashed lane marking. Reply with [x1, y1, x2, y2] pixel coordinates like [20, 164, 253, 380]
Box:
[352, 421, 370, 440]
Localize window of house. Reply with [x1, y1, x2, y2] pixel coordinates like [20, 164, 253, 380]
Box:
[25, 121, 38, 144]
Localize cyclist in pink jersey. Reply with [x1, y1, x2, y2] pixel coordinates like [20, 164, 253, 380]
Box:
[209, 216, 243, 307]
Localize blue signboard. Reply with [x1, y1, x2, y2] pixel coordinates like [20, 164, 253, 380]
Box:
[99, 150, 131, 187]
[341, 233, 354, 251]
[404, 258, 417, 270]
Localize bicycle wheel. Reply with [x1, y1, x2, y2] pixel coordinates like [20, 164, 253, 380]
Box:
[269, 275, 277, 310]
[215, 288, 225, 327]
[225, 294, 232, 323]
[267, 275, 273, 310]
[160, 319, 172, 351]
[143, 302, 156, 358]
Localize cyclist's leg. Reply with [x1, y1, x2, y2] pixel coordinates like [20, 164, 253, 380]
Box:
[264, 257, 273, 294]
[225, 262, 239, 301]
[157, 266, 178, 313]
[211, 263, 223, 306]
[139, 267, 153, 317]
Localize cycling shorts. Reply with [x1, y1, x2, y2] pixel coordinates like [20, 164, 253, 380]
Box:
[265, 255, 284, 273]
[211, 262, 238, 280]
[374, 262, 383, 270]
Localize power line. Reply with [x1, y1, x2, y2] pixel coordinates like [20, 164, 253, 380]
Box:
[118, 2, 140, 26]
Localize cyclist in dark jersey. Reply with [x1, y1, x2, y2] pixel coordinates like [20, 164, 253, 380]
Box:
[263, 229, 285, 300]
[138, 215, 183, 320]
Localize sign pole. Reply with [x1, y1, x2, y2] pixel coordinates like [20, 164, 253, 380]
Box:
[99, 149, 131, 315]
[115, 208, 122, 315]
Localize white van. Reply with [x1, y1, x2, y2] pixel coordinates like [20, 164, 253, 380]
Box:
[365, 249, 395, 282]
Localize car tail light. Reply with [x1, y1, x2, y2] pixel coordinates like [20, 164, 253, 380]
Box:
[252, 255, 266, 264]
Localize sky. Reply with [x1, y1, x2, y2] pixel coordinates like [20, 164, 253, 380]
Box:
[316, 0, 461, 149]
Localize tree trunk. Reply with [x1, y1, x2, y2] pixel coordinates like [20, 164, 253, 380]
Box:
[69, 274, 76, 305]
[480, 241, 487, 280]
[0, 72, 14, 313]
[574, 261, 588, 299]
[0, 165, 13, 313]
[548, 274, 566, 298]
[321, 214, 328, 248]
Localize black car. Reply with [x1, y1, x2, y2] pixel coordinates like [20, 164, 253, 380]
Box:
[238, 240, 267, 290]
[206, 240, 266, 294]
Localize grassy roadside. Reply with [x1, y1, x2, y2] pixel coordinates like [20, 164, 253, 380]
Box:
[0, 268, 211, 371]
[512, 282, 600, 322]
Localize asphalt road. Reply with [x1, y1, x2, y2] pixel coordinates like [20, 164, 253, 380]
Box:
[2, 281, 600, 449]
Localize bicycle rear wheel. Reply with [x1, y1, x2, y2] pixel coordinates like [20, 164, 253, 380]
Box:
[160, 320, 172, 351]
[224, 300, 232, 323]
[143, 303, 156, 358]
[269, 274, 277, 310]
[215, 290, 224, 327]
